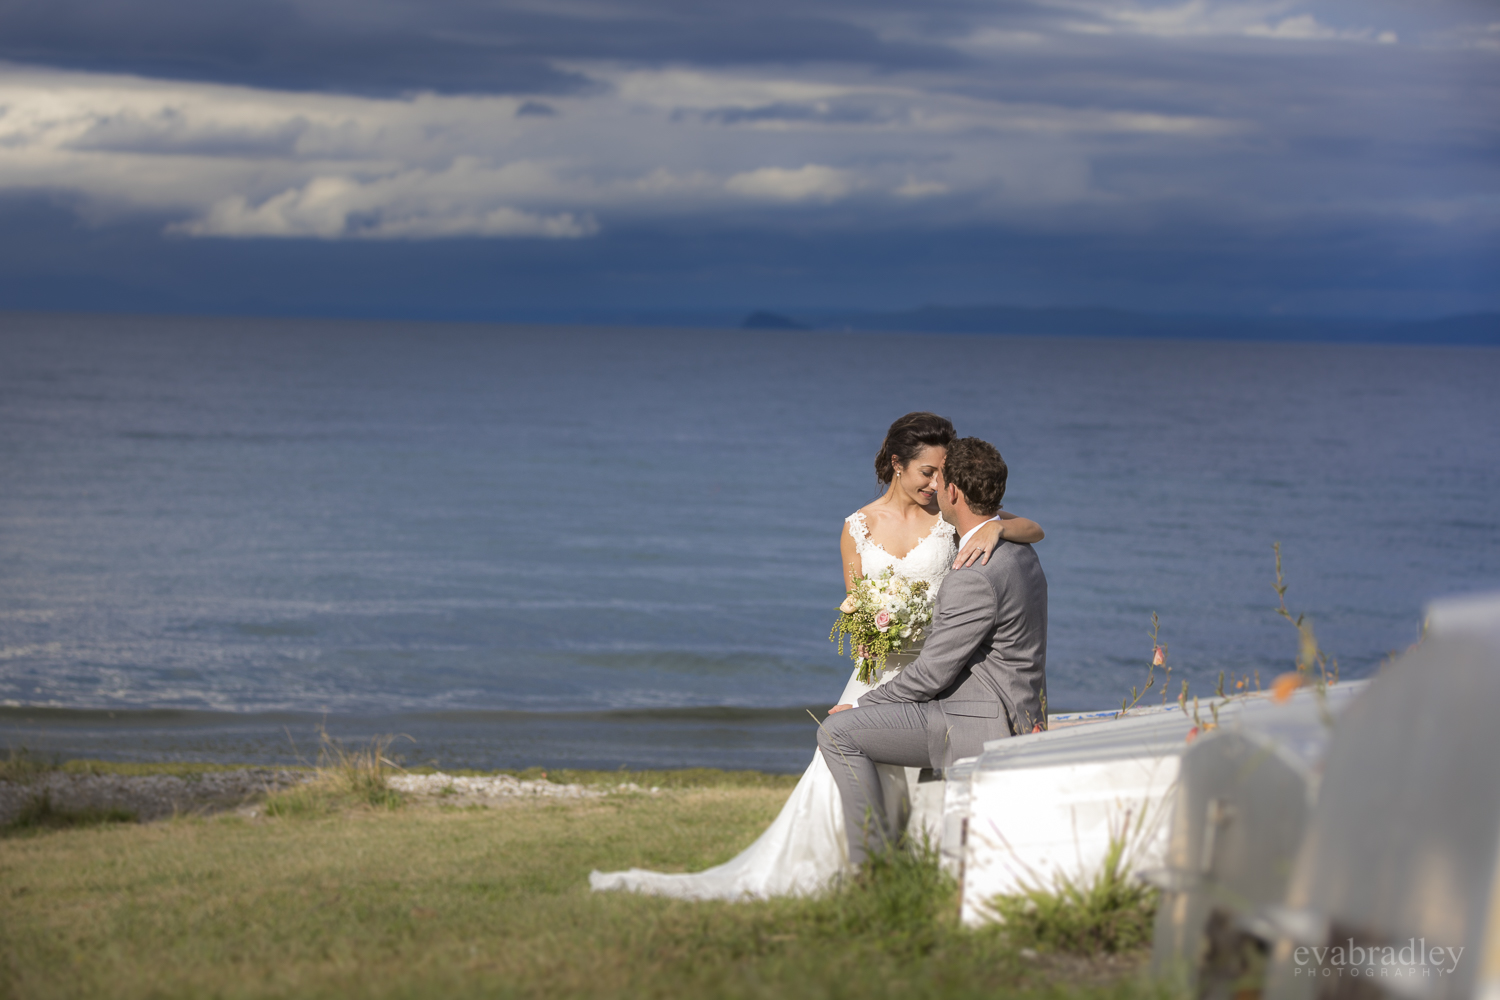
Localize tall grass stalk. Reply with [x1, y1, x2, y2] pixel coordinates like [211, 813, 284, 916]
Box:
[265, 730, 405, 816]
[1273, 541, 1339, 687]
[1119, 612, 1168, 717]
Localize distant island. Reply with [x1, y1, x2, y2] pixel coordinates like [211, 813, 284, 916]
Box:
[741, 311, 808, 330]
[738, 304, 1500, 345]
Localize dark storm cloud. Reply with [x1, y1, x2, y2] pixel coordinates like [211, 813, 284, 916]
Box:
[0, 0, 1495, 318]
[0, 0, 591, 95]
[0, 0, 965, 96]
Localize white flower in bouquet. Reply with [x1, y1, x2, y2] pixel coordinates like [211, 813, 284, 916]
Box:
[828, 567, 936, 684]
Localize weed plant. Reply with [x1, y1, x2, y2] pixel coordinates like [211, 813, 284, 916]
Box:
[1116, 545, 1343, 736]
[0, 747, 56, 784]
[1, 749, 140, 837]
[800, 836, 957, 959]
[990, 836, 1159, 955]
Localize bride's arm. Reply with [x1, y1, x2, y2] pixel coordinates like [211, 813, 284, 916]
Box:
[952, 511, 1045, 569]
[840, 525, 862, 591]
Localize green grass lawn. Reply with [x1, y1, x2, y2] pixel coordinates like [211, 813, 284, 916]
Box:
[1, 777, 1158, 999]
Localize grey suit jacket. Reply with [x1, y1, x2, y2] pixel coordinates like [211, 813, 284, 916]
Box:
[858, 538, 1048, 767]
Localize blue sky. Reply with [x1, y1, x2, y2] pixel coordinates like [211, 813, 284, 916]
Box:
[0, 0, 1496, 321]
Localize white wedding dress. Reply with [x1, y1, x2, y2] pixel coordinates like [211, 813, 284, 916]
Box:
[588, 511, 958, 900]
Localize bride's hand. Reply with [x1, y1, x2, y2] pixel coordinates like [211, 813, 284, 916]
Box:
[953, 513, 1045, 568]
[953, 518, 1004, 568]
[828, 704, 853, 714]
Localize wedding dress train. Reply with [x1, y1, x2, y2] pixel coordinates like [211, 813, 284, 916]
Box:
[588, 512, 957, 900]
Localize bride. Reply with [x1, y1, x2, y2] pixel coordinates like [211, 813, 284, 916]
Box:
[589, 412, 1045, 899]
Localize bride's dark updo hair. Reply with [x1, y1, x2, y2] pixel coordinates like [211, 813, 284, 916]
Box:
[875, 412, 956, 485]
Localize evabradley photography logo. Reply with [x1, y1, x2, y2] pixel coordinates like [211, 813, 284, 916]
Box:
[1293, 938, 1464, 982]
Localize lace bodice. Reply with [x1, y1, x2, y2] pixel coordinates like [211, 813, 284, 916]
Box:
[845, 511, 957, 593]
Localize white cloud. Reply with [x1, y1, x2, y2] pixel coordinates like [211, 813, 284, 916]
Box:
[1242, 14, 1396, 43]
[1450, 22, 1500, 52]
[894, 179, 949, 198]
[0, 61, 1244, 238]
[0, 68, 601, 238]
[625, 167, 720, 196]
[0, 58, 1257, 238]
[171, 169, 597, 239]
[724, 165, 859, 202]
[612, 68, 852, 110]
[0, 7, 1479, 249]
[1052, 0, 1400, 44]
[961, 29, 1053, 49]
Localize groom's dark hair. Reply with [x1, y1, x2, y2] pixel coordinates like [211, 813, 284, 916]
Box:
[943, 438, 1007, 516]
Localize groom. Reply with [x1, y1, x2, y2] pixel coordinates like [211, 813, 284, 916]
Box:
[819, 436, 1048, 866]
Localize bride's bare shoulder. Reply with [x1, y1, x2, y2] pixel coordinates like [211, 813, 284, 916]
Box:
[850, 500, 892, 523]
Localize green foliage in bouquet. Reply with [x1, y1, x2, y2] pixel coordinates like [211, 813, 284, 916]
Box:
[829, 567, 936, 684]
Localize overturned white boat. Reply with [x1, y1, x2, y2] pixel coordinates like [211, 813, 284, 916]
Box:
[944, 683, 1364, 929]
[1261, 592, 1500, 1000]
[1146, 692, 1341, 998]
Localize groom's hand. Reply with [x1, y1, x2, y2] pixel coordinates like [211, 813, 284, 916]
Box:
[828, 704, 854, 714]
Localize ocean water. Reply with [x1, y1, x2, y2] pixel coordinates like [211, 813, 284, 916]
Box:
[2, 312, 1497, 771]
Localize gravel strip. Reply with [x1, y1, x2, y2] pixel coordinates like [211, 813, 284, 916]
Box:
[0, 770, 311, 826]
[387, 772, 650, 807]
[388, 772, 604, 799]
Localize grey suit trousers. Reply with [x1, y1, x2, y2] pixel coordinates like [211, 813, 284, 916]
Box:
[817, 702, 936, 866]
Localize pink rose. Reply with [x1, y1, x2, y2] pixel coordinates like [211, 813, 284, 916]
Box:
[874, 609, 892, 631]
[839, 595, 858, 614]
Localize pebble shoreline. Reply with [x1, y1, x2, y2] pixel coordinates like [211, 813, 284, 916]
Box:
[389, 772, 623, 803]
[1, 770, 659, 826]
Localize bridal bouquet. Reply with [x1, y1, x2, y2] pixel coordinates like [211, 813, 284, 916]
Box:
[829, 568, 936, 684]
